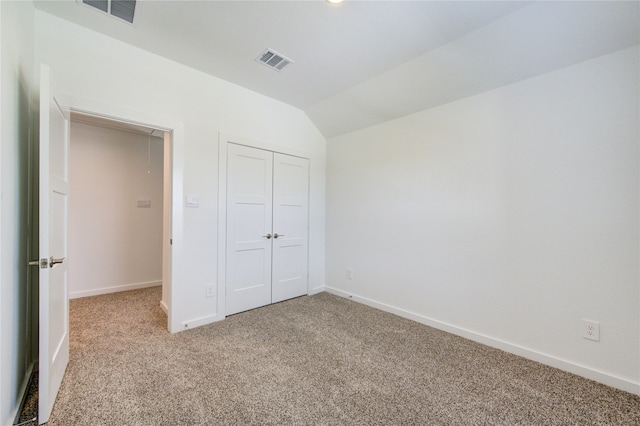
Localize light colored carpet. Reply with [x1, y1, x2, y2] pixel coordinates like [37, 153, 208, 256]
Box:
[47, 287, 639, 425]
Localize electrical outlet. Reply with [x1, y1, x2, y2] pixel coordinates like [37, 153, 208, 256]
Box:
[346, 268, 353, 280]
[206, 284, 215, 298]
[582, 319, 600, 341]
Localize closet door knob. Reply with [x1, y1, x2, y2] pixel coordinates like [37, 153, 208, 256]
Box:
[263, 234, 272, 239]
[273, 233, 285, 239]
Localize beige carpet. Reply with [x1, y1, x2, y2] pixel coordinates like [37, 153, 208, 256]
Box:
[47, 287, 639, 425]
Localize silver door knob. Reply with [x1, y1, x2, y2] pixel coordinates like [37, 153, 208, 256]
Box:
[29, 259, 48, 269]
[49, 256, 65, 268]
[263, 234, 272, 239]
[273, 233, 285, 239]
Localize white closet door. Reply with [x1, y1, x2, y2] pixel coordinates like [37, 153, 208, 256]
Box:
[226, 144, 273, 315]
[272, 153, 309, 303]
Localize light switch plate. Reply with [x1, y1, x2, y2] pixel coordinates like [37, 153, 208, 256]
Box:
[186, 194, 200, 208]
[137, 199, 151, 208]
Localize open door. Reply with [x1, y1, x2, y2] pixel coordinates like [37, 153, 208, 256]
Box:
[37, 64, 70, 424]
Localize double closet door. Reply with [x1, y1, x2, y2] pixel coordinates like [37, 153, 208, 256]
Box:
[226, 143, 309, 316]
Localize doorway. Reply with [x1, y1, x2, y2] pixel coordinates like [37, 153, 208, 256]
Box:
[29, 67, 183, 424]
[68, 113, 172, 317]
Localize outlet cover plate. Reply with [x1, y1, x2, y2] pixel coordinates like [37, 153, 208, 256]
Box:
[206, 284, 215, 298]
[582, 319, 600, 341]
[346, 268, 353, 280]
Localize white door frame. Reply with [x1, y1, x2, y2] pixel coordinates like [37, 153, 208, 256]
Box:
[217, 132, 311, 318]
[62, 96, 184, 333]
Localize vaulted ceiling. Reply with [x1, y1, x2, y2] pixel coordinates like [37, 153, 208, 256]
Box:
[34, 1, 639, 138]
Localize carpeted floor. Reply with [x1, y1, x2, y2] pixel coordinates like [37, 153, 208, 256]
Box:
[46, 287, 639, 425]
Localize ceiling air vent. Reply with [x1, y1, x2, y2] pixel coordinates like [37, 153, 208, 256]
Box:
[82, 0, 136, 24]
[256, 49, 294, 72]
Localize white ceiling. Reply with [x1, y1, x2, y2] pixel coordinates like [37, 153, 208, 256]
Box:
[35, 1, 639, 138]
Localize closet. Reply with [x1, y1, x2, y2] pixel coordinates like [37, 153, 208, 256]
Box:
[226, 143, 309, 315]
[69, 117, 166, 299]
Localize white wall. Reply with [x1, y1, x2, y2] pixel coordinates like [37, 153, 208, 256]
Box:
[34, 11, 326, 332]
[0, 1, 35, 425]
[326, 47, 639, 394]
[69, 121, 164, 298]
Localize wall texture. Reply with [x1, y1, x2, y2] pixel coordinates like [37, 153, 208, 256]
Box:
[326, 47, 639, 393]
[69, 121, 164, 298]
[0, 1, 35, 424]
[34, 10, 326, 332]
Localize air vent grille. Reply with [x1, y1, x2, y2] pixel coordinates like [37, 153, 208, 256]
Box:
[110, 0, 136, 23]
[256, 49, 293, 72]
[84, 0, 107, 12]
[82, 0, 136, 24]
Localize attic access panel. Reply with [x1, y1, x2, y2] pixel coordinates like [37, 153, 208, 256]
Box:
[83, 0, 136, 24]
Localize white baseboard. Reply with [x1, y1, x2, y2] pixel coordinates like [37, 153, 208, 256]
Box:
[159, 300, 168, 315]
[12, 361, 36, 426]
[179, 313, 222, 332]
[308, 284, 326, 296]
[323, 286, 640, 396]
[69, 280, 162, 299]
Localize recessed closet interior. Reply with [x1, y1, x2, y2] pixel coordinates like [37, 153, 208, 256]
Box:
[68, 114, 167, 305]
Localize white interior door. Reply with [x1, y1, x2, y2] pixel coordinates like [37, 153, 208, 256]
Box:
[226, 144, 273, 315]
[38, 64, 70, 425]
[272, 153, 309, 303]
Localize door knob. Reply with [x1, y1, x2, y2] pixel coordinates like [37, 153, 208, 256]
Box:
[49, 256, 65, 268]
[29, 259, 48, 269]
[273, 233, 285, 239]
[263, 234, 272, 239]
